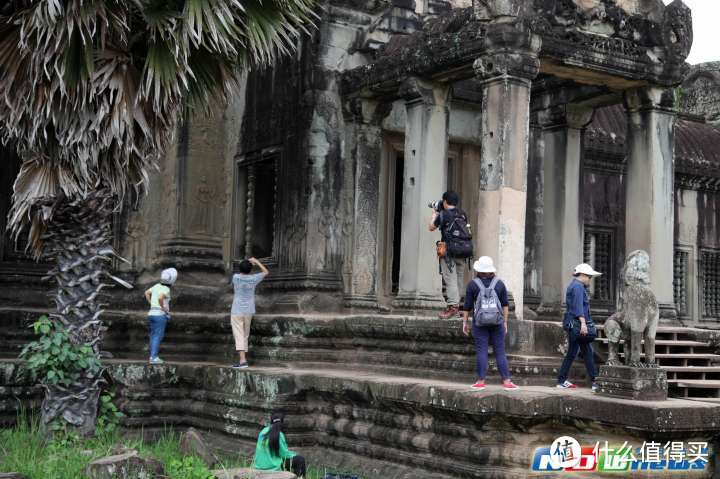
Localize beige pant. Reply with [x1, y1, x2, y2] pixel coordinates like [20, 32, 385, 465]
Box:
[231, 314, 253, 351]
[441, 257, 467, 307]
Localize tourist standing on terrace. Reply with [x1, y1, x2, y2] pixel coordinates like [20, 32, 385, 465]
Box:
[462, 257, 518, 391]
[230, 257, 268, 369]
[144, 267, 178, 364]
[556, 264, 601, 391]
[428, 190, 474, 319]
[253, 412, 306, 477]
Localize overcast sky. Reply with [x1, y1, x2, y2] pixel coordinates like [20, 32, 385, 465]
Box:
[666, 0, 718, 65]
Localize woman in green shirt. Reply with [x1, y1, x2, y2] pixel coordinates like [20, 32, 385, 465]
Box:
[253, 413, 306, 477]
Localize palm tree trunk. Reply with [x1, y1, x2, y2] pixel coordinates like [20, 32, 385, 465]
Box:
[39, 189, 120, 435]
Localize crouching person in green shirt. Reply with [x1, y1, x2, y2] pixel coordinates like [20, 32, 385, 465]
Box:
[253, 413, 306, 478]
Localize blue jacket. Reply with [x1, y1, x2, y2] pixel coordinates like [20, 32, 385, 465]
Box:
[563, 279, 592, 332]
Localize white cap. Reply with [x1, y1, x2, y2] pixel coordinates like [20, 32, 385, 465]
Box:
[473, 256, 497, 273]
[574, 263, 602, 277]
[161, 268, 178, 285]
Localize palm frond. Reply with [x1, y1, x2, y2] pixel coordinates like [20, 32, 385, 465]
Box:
[0, 0, 318, 257]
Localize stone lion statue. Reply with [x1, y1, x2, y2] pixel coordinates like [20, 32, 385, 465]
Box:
[604, 250, 659, 367]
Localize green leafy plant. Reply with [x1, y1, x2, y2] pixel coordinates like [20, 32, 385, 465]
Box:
[167, 456, 215, 479]
[19, 316, 102, 387]
[96, 392, 124, 436]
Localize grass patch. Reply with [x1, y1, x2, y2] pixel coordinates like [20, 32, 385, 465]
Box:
[0, 415, 360, 479]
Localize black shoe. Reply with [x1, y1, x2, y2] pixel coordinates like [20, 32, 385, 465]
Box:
[231, 362, 249, 369]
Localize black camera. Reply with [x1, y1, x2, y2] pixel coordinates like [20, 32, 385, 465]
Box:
[428, 200, 443, 212]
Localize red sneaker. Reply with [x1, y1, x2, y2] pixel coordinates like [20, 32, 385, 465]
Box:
[503, 381, 519, 391]
[470, 381, 486, 390]
[438, 305, 459, 320]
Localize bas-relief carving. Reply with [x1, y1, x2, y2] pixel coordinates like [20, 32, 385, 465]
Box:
[573, 0, 662, 19]
[339, 129, 357, 295]
[125, 213, 150, 270]
[681, 76, 720, 122]
[352, 220, 376, 294]
[341, 198, 355, 293]
[160, 157, 179, 238]
[189, 176, 218, 236]
[285, 201, 308, 271]
[318, 206, 340, 272]
[350, 136, 381, 296]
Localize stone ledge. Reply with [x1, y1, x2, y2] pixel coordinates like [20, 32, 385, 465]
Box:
[2, 360, 719, 478]
[0, 310, 588, 384]
[212, 468, 296, 479]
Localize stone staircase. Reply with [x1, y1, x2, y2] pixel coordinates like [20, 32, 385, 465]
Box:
[4, 309, 720, 477]
[596, 325, 720, 401]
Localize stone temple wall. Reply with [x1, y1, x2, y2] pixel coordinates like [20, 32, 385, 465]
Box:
[0, 1, 719, 323]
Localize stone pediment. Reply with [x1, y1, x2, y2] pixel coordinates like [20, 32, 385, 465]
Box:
[341, 0, 692, 97]
[573, 0, 664, 21]
[682, 62, 720, 125]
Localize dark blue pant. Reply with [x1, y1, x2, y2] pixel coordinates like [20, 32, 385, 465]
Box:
[148, 314, 168, 359]
[557, 332, 596, 384]
[472, 323, 511, 380]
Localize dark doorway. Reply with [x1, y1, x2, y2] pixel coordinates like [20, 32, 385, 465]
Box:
[250, 160, 276, 259]
[391, 152, 404, 294]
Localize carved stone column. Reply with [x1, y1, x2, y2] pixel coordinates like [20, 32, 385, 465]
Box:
[473, 23, 541, 319]
[342, 99, 391, 309]
[537, 104, 594, 313]
[392, 78, 450, 310]
[624, 87, 677, 319]
[157, 108, 227, 272]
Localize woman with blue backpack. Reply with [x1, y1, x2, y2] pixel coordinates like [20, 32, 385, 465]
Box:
[462, 256, 518, 391]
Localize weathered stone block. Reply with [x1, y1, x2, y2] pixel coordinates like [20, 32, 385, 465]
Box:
[596, 365, 668, 401]
[211, 468, 295, 479]
[0, 473, 29, 479]
[84, 451, 164, 479]
[180, 427, 217, 466]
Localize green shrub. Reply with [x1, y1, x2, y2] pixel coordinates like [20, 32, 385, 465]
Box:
[19, 315, 102, 387]
[96, 392, 124, 436]
[166, 456, 215, 479]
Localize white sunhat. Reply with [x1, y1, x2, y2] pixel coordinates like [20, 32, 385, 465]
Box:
[161, 267, 178, 285]
[574, 263, 602, 277]
[473, 256, 497, 273]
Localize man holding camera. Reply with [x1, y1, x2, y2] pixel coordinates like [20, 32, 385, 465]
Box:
[428, 191, 473, 319]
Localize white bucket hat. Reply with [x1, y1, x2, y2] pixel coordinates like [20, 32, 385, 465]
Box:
[161, 268, 178, 285]
[473, 256, 497, 273]
[574, 263, 602, 277]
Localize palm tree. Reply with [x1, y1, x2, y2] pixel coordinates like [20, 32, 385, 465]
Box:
[0, 0, 316, 434]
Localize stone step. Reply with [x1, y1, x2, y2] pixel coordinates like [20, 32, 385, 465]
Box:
[668, 379, 720, 389]
[661, 366, 720, 372]
[5, 358, 720, 479]
[685, 397, 720, 404]
[651, 353, 720, 359]
[597, 324, 711, 334]
[595, 338, 710, 347]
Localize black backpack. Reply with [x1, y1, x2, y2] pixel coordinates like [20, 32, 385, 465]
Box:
[443, 209, 473, 258]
